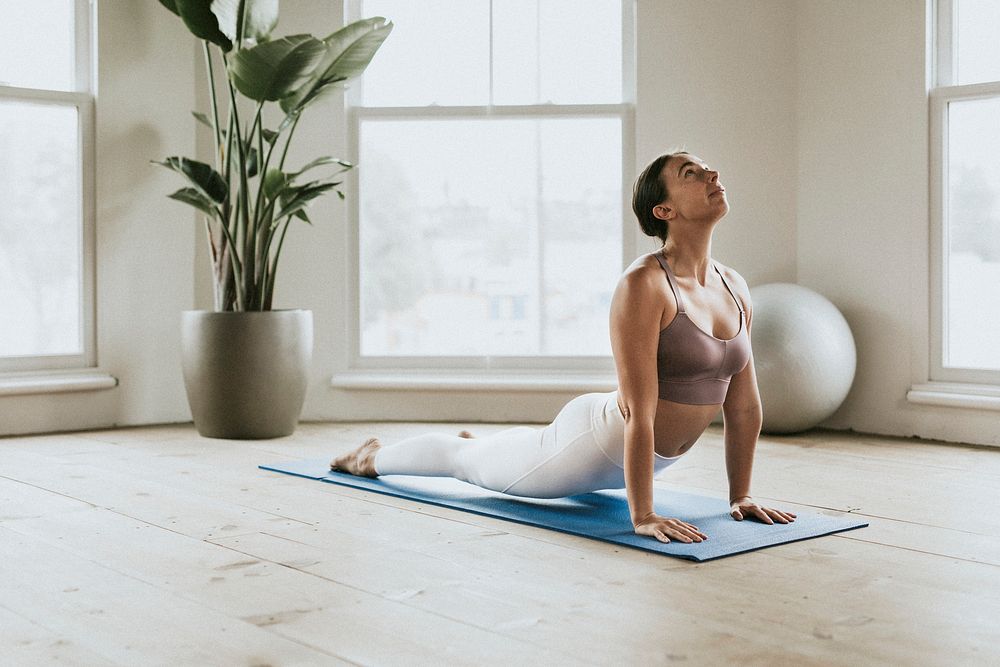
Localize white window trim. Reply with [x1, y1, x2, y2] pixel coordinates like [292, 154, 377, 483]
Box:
[911, 0, 1000, 407]
[330, 369, 616, 393]
[341, 1, 636, 388]
[0, 0, 96, 375]
[0, 369, 116, 397]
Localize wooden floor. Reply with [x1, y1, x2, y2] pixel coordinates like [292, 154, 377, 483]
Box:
[1, 420, 998, 666]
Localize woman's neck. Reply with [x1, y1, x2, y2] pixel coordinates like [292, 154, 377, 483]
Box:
[662, 236, 713, 284]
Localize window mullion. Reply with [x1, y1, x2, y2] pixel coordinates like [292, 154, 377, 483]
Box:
[488, 0, 494, 107]
[936, 0, 955, 87]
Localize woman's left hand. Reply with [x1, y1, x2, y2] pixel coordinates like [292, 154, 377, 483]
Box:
[729, 496, 797, 524]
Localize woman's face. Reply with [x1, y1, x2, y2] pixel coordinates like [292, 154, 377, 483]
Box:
[655, 153, 728, 224]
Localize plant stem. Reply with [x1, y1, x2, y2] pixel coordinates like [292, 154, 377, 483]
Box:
[204, 217, 218, 310]
[223, 62, 253, 311]
[221, 68, 237, 308]
[214, 205, 245, 309]
[264, 216, 293, 309]
[203, 42, 223, 172]
[202, 42, 228, 311]
[278, 114, 301, 171]
[250, 102, 265, 300]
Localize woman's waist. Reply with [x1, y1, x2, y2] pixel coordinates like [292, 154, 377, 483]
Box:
[652, 401, 718, 456]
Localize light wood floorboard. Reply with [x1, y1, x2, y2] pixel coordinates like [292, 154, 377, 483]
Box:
[1, 421, 998, 666]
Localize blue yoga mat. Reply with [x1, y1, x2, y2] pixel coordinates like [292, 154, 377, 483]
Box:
[260, 458, 867, 562]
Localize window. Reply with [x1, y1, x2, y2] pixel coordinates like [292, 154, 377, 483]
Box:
[348, 0, 632, 371]
[930, 0, 1000, 383]
[0, 0, 95, 372]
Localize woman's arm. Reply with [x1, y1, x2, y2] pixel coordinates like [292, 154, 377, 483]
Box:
[610, 263, 707, 543]
[722, 354, 762, 503]
[609, 267, 661, 525]
[720, 269, 796, 525]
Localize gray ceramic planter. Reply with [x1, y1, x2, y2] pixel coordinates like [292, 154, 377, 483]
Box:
[181, 310, 313, 439]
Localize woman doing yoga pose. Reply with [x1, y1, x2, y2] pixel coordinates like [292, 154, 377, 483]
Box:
[332, 151, 796, 544]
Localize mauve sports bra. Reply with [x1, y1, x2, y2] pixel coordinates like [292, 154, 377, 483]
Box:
[653, 250, 751, 405]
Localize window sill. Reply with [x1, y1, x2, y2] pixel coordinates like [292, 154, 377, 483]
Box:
[0, 371, 118, 397]
[906, 382, 1000, 411]
[331, 370, 617, 393]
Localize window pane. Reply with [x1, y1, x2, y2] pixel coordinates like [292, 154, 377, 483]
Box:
[493, 0, 622, 104]
[359, 117, 621, 356]
[0, 0, 76, 91]
[945, 97, 1000, 369]
[359, 0, 490, 106]
[955, 0, 1000, 85]
[0, 101, 82, 357]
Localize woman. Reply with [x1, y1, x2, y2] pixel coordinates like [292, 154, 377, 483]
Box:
[332, 151, 796, 544]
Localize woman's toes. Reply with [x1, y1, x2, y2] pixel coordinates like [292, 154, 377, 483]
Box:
[330, 437, 382, 477]
[458, 430, 475, 439]
[356, 438, 381, 477]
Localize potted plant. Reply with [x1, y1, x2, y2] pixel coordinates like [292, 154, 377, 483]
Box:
[154, 0, 391, 438]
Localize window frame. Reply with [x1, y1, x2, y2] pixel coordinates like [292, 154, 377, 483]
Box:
[928, 0, 1000, 385]
[0, 0, 96, 373]
[343, 0, 636, 375]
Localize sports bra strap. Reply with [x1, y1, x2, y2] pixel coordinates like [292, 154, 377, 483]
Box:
[714, 262, 745, 314]
[654, 250, 685, 313]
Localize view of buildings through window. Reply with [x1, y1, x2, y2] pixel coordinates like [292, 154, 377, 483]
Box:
[0, 0, 84, 361]
[355, 0, 625, 357]
[942, 0, 1000, 371]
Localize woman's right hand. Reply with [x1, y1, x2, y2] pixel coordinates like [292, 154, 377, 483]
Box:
[634, 513, 708, 544]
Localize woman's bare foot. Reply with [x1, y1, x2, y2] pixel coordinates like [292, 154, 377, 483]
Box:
[330, 437, 382, 477]
[458, 430, 475, 439]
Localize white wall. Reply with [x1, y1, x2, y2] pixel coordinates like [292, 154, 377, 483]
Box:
[0, 1, 197, 435]
[634, 0, 799, 287]
[796, 0, 999, 446]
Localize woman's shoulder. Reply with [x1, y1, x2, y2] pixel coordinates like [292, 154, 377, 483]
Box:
[611, 251, 666, 293]
[610, 252, 672, 329]
[615, 252, 667, 293]
[623, 250, 665, 276]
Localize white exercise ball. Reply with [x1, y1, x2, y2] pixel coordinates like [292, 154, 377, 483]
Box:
[748, 283, 856, 434]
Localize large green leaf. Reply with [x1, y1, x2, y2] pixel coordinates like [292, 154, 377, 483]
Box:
[227, 34, 326, 102]
[168, 187, 219, 217]
[280, 78, 346, 119]
[261, 128, 279, 144]
[211, 0, 279, 43]
[288, 156, 352, 180]
[165, 0, 234, 52]
[318, 17, 393, 79]
[263, 168, 288, 199]
[274, 181, 339, 220]
[280, 17, 392, 115]
[153, 157, 228, 204]
[243, 146, 260, 178]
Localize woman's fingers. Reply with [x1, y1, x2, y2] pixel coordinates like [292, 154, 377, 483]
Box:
[767, 508, 794, 523]
[673, 520, 708, 539]
[729, 500, 799, 525]
[635, 516, 710, 544]
[668, 531, 695, 543]
[665, 524, 707, 542]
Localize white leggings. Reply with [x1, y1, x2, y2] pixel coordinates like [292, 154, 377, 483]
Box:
[373, 390, 682, 498]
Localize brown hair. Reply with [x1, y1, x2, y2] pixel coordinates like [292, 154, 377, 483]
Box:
[631, 151, 684, 245]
